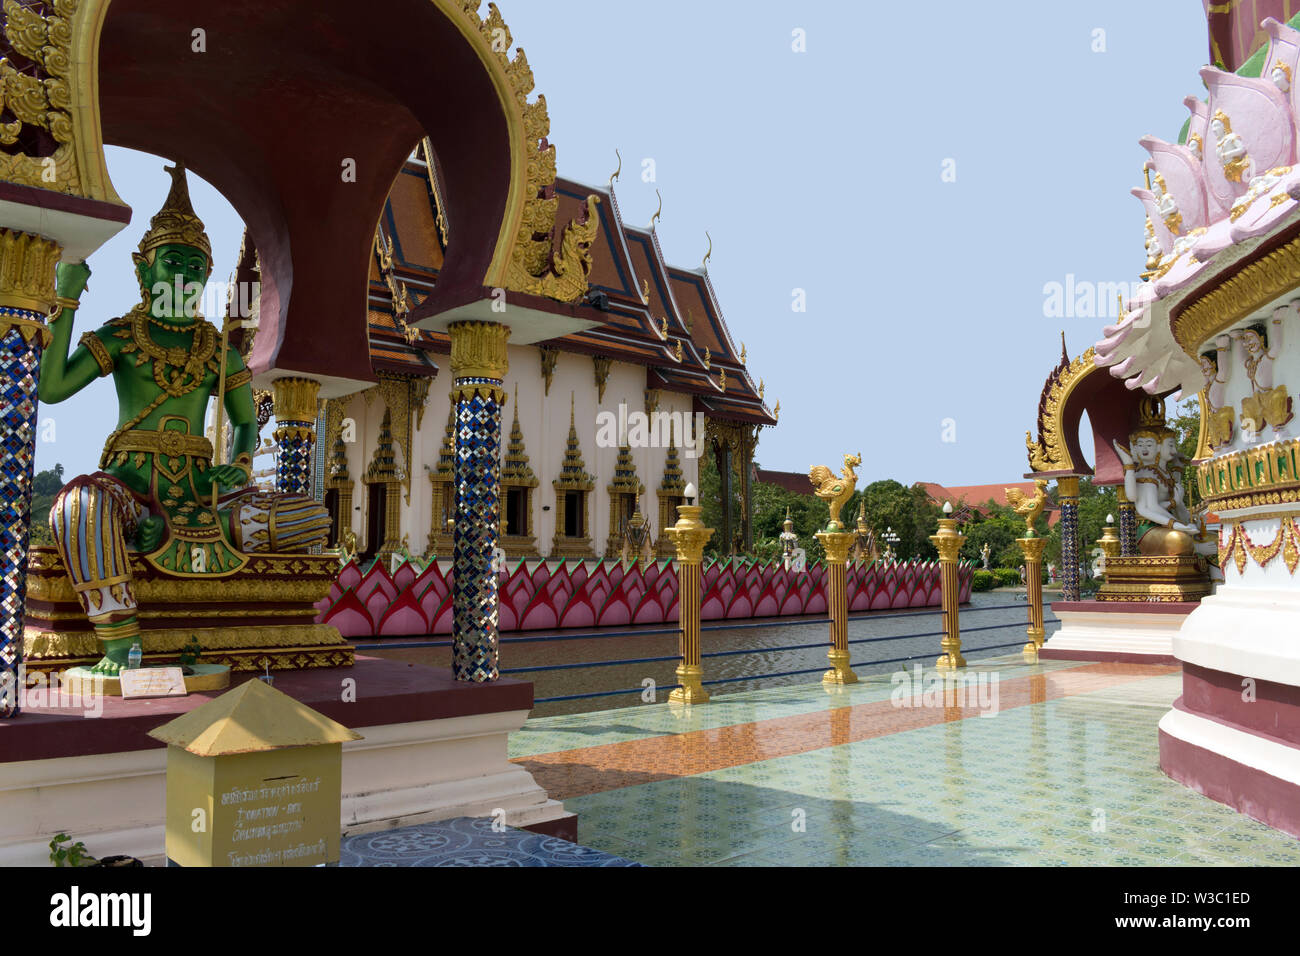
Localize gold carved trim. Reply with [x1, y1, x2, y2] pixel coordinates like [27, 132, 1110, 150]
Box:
[1026, 346, 1097, 473]
[448, 320, 510, 382]
[1219, 514, 1300, 575]
[0, 229, 61, 314]
[272, 376, 321, 423]
[1196, 436, 1300, 508]
[1172, 232, 1300, 357]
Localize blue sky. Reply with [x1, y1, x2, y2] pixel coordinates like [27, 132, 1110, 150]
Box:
[35, 0, 1213, 488]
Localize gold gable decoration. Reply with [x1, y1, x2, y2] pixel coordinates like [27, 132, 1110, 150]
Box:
[0, 0, 122, 206]
[1025, 343, 1097, 473]
[455, 1, 600, 303]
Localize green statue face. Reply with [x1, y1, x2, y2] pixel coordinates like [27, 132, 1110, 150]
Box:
[138, 242, 210, 322]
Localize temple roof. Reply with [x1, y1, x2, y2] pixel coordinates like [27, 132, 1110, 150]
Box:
[362, 152, 775, 426]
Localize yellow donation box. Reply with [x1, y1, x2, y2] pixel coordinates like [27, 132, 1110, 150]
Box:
[148, 679, 362, 867]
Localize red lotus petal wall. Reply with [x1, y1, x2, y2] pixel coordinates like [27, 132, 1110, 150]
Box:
[315, 558, 973, 638]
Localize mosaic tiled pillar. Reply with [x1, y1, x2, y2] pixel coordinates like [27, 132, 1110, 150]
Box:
[273, 377, 321, 496]
[1118, 493, 1139, 556]
[1057, 476, 1080, 602]
[448, 321, 510, 682]
[0, 315, 46, 717]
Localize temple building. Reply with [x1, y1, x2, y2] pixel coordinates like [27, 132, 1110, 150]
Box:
[239, 141, 777, 564]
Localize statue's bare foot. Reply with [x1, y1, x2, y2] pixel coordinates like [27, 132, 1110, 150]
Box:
[88, 655, 125, 676]
[88, 634, 135, 675]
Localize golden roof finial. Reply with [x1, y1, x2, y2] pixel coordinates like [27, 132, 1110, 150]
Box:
[659, 315, 667, 338]
[608, 148, 622, 189]
[718, 367, 727, 391]
[774, 400, 780, 421]
[650, 188, 662, 229]
[641, 278, 651, 305]
[570, 390, 575, 427]
[758, 378, 765, 399]
[673, 339, 683, 362]
[703, 346, 710, 370]
[702, 230, 712, 270]
[740, 341, 747, 364]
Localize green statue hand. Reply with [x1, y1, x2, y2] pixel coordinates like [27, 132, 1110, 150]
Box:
[193, 464, 249, 498]
[55, 261, 92, 302]
[135, 516, 165, 553]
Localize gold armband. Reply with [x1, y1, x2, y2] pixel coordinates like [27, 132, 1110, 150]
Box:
[224, 367, 252, 392]
[78, 332, 114, 377]
[56, 296, 81, 312]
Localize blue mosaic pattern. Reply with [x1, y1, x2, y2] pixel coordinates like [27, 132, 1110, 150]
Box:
[275, 421, 315, 496]
[453, 383, 502, 682]
[0, 321, 42, 717]
[1119, 504, 1138, 556]
[1059, 496, 1080, 602]
[339, 816, 641, 867]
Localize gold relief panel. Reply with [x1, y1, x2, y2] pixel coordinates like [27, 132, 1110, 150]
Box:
[1197, 437, 1300, 508]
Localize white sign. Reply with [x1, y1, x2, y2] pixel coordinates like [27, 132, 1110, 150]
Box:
[120, 666, 188, 699]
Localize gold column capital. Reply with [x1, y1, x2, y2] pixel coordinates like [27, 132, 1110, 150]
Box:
[1016, 536, 1048, 560]
[929, 518, 965, 562]
[449, 321, 510, 402]
[272, 376, 322, 423]
[664, 504, 714, 565]
[0, 230, 62, 345]
[1056, 475, 1081, 500]
[815, 530, 855, 564]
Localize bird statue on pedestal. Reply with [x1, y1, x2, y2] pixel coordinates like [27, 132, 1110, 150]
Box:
[809, 453, 862, 531]
[1005, 479, 1049, 537]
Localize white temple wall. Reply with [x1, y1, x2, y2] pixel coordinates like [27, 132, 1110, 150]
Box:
[337, 347, 705, 559]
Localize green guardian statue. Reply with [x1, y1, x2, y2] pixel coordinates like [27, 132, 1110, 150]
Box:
[38, 165, 329, 674]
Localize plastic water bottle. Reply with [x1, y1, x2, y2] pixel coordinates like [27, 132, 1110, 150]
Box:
[127, 640, 143, 670]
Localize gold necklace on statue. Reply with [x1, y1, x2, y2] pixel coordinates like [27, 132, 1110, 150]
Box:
[129, 307, 218, 398]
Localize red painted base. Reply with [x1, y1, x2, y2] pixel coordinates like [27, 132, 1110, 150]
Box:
[4, 656, 534, 763]
[1159, 719, 1300, 839]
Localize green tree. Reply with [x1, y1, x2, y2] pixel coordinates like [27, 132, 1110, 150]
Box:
[856, 480, 940, 562]
[961, 502, 1027, 569]
[28, 463, 65, 548]
[1171, 397, 1202, 516]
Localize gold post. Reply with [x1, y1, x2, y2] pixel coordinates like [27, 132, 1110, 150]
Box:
[1096, 517, 1121, 583]
[930, 514, 967, 669]
[665, 502, 714, 704]
[1017, 536, 1047, 659]
[816, 529, 857, 684]
[211, 318, 233, 510]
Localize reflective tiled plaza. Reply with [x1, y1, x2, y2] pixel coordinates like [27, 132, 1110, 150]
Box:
[509, 657, 1300, 866]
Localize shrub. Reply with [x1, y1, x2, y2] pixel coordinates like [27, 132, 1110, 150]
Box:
[971, 569, 996, 592]
[994, 568, 1021, 587]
